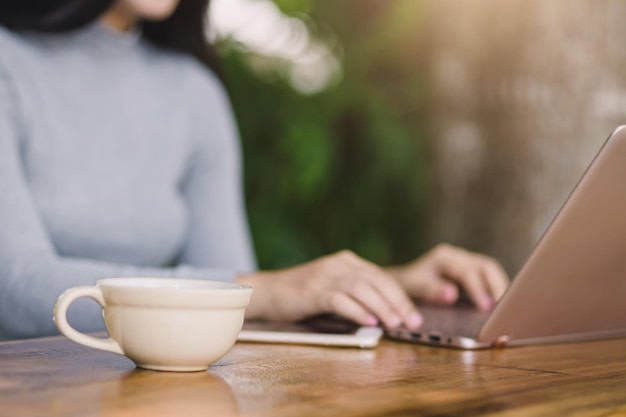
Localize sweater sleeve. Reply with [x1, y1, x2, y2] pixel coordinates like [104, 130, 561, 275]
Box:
[0, 64, 253, 340]
[176, 64, 257, 272]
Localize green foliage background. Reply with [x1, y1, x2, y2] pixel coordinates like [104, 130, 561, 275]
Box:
[218, 1, 431, 269]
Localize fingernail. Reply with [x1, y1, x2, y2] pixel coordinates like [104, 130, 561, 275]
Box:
[407, 312, 423, 330]
[480, 296, 494, 310]
[387, 313, 402, 328]
[439, 285, 457, 303]
[366, 315, 379, 326]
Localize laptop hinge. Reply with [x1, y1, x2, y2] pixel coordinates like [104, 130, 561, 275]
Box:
[493, 335, 511, 348]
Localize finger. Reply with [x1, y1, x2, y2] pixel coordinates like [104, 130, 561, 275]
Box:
[459, 270, 493, 311]
[433, 246, 495, 310]
[359, 267, 424, 330]
[436, 256, 491, 310]
[348, 279, 407, 329]
[332, 251, 423, 329]
[325, 291, 379, 327]
[406, 273, 460, 305]
[477, 256, 509, 301]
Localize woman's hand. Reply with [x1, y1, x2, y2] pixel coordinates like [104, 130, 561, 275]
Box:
[387, 244, 509, 311]
[237, 244, 510, 331]
[237, 250, 424, 331]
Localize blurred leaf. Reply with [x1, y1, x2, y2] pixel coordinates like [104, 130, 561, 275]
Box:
[219, 0, 430, 268]
[272, 0, 314, 16]
[278, 122, 334, 204]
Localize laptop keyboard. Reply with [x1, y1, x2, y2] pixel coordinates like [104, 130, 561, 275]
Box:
[414, 302, 491, 338]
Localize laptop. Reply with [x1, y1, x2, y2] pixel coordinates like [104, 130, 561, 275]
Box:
[386, 125, 626, 349]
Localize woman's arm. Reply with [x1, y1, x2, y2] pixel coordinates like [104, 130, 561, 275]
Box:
[0, 66, 245, 340]
[176, 63, 256, 272]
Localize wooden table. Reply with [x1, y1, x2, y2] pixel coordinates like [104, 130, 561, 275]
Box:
[2, 332, 626, 417]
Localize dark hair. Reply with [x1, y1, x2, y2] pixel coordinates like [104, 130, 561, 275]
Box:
[143, 0, 221, 78]
[0, 0, 114, 32]
[0, 0, 220, 76]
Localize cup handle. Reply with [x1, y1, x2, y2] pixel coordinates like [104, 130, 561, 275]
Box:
[53, 286, 124, 356]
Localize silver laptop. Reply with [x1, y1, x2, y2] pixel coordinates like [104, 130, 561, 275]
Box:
[386, 125, 626, 349]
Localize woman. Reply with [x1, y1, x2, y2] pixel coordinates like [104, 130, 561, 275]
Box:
[0, 0, 508, 340]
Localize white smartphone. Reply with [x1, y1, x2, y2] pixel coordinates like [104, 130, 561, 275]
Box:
[237, 316, 383, 349]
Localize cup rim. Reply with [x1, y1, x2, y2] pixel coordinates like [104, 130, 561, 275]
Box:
[96, 277, 252, 291]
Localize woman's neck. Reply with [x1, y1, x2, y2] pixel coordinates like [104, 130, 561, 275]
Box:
[100, 4, 138, 33]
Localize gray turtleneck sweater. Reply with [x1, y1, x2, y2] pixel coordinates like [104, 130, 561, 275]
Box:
[0, 23, 257, 340]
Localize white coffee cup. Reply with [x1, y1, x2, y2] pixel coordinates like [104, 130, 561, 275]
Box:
[53, 277, 253, 372]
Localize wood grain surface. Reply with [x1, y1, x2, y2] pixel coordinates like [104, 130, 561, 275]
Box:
[1, 333, 626, 416]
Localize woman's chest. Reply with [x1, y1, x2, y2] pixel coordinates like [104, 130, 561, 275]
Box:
[14, 54, 195, 264]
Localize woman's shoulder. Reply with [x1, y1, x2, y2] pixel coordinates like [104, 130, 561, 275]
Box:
[0, 27, 24, 80]
[0, 26, 33, 56]
[0, 26, 41, 73]
[147, 46, 229, 114]
[0, 25, 19, 44]
[140, 40, 224, 94]
[178, 53, 225, 95]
